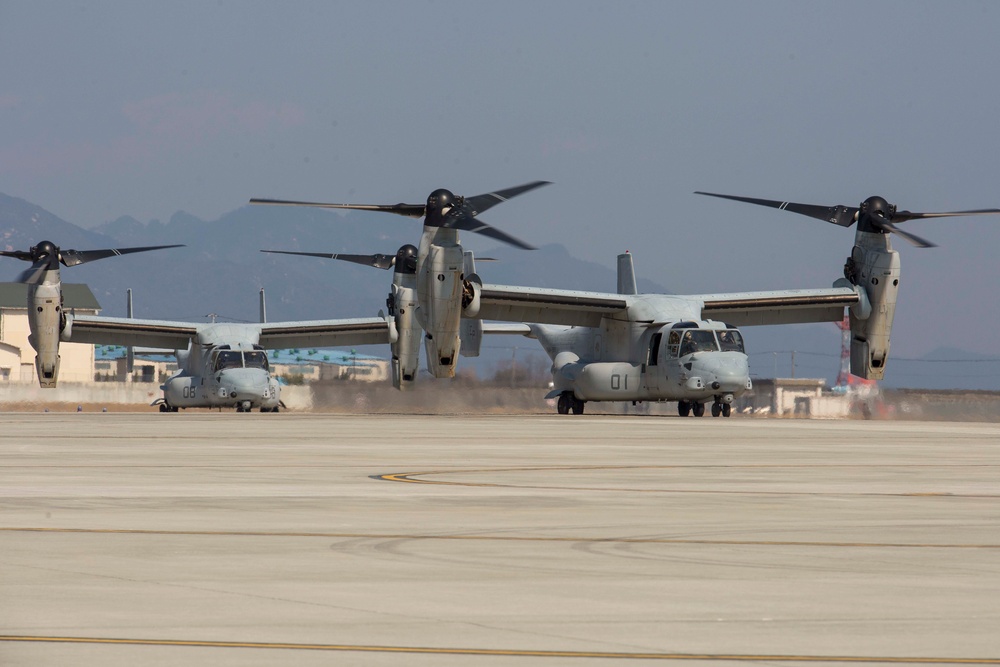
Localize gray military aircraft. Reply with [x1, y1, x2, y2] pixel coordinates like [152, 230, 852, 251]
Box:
[65, 287, 395, 412]
[478, 252, 856, 416]
[250, 182, 548, 379]
[466, 193, 1000, 416]
[0, 240, 182, 387]
[3, 240, 396, 409]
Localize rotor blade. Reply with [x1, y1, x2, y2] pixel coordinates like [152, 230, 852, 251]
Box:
[447, 214, 536, 250]
[17, 257, 56, 284]
[695, 191, 859, 227]
[261, 249, 395, 269]
[464, 181, 551, 216]
[60, 244, 185, 267]
[872, 218, 937, 248]
[250, 198, 426, 219]
[261, 249, 337, 259]
[893, 208, 1000, 223]
[0, 250, 35, 262]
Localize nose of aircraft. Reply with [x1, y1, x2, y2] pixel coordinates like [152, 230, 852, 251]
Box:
[694, 353, 750, 392]
[221, 368, 269, 401]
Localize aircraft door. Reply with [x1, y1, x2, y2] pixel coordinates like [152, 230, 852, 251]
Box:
[643, 329, 667, 393]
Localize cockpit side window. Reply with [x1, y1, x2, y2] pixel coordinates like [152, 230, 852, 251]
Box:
[679, 330, 719, 356]
[244, 351, 269, 370]
[667, 330, 681, 358]
[717, 329, 745, 353]
[213, 350, 244, 372]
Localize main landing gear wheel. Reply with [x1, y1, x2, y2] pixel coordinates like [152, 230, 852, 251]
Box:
[711, 399, 733, 418]
[678, 401, 690, 417]
[557, 392, 585, 415]
[692, 402, 706, 417]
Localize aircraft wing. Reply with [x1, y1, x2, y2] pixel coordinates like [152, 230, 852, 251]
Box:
[258, 317, 393, 350]
[64, 315, 199, 349]
[697, 287, 860, 326]
[477, 284, 629, 327]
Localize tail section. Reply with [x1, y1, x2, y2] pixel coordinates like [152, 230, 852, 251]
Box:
[126, 288, 135, 375]
[617, 252, 637, 295]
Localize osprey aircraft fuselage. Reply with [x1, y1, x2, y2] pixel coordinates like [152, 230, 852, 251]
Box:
[480, 255, 859, 416]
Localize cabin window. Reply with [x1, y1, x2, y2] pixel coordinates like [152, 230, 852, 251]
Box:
[648, 333, 662, 366]
[680, 330, 719, 356]
[718, 329, 745, 353]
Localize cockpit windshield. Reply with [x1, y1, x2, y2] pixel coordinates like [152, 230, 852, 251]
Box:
[244, 351, 269, 370]
[214, 350, 244, 372]
[213, 350, 270, 372]
[679, 330, 719, 356]
[717, 329, 745, 353]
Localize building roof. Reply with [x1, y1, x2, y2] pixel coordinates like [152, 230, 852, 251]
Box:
[0, 283, 101, 310]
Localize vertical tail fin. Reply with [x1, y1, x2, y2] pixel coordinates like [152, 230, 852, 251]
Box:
[125, 288, 135, 375]
[617, 252, 637, 295]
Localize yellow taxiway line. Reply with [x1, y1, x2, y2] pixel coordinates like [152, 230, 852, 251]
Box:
[2, 635, 999, 663]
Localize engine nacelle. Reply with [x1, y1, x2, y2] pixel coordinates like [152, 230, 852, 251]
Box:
[389, 283, 421, 388]
[28, 283, 63, 388]
[845, 234, 900, 380]
[418, 243, 464, 378]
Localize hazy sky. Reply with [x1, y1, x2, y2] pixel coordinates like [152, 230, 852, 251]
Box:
[3, 0, 1000, 357]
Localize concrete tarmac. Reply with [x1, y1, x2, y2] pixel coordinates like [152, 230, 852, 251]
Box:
[2, 414, 999, 666]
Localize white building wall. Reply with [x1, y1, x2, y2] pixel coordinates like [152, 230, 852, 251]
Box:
[0, 310, 96, 384]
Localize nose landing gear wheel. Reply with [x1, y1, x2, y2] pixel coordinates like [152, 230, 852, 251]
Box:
[557, 392, 586, 415]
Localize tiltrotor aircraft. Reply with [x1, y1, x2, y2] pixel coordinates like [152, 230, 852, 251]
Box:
[465, 192, 1000, 416]
[0, 240, 182, 387]
[65, 287, 395, 412]
[250, 182, 548, 379]
[3, 241, 396, 410]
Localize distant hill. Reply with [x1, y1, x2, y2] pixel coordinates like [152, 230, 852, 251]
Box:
[2, 192, 996, 389]
[1, 195, 656, 323]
